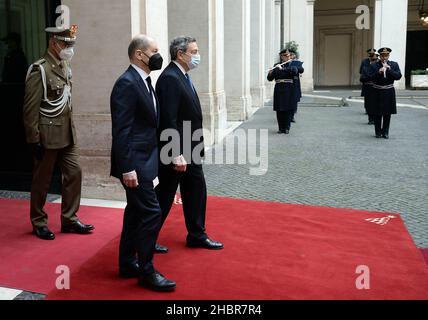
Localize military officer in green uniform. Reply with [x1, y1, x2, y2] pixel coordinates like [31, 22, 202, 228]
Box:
[23, 25, 94, 240]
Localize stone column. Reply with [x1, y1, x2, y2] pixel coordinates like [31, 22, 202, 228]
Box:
[374, 0, 408, 89]
[250, 0, 266, 110]
[286, 0, 315, 92]
[274, 0, 282, 53]
[139, 0, 169, 83]
[168, 0, 227, 145]
[283, 0, 291, 43]
[224, 0, 252, 121]
[265, 0, 277, 99]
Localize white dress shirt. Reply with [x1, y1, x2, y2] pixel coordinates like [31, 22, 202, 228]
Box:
[173, 60, 187, 76]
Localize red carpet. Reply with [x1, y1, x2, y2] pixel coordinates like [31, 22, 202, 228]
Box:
[1, 197, 427, 299]
[0, 198, 123, 294]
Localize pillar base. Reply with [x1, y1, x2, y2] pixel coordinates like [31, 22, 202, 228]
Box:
[227, 95, 253, 121]
[200, 90, 228, 146]
[251, 85, 266, 108]
[301, 77, 314, 93]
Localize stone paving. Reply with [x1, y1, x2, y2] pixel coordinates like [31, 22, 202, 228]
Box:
[204, 90, 428, 247]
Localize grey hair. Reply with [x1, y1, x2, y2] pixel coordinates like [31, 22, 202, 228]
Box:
[170, 36, 197, 60]
[128, 35, 153, 59]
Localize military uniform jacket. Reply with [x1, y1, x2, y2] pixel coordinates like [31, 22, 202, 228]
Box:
[368, 60, 402, 115]
[267, 62, 301, 112]
[23, 51, 77, 149]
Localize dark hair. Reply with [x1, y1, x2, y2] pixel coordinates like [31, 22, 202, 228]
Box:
[169, 36, 196, 60]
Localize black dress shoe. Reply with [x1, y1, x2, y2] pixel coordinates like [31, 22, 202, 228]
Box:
[382, 134, 389, 139]
[284, 130, 290, 134]
[291, 119, 296, 123]
[155, 243, 169, 254]
[186, 237, 224, 250]
[119, 263, 139, 278]
[138, 271, 176, 292]
[33, 226, 55, 240]
[61, 220, 95, 234]
[375, 134, 382, 138]
[277, 130, 284, 134]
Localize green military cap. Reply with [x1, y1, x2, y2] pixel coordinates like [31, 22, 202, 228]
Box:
[45, 24, 78, 44]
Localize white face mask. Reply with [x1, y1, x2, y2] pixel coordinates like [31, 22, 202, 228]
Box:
[59, 47, 74, 61]
[185, 53, 201, 70]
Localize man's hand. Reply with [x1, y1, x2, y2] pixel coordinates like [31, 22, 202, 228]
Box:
[30, 143, 44, 161]
[173, 155, 187, 172]
[123, 170, 139, 188]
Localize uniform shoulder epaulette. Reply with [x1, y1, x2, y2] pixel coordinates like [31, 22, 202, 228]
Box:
[26, 59, 48, 82]
[34, 58, 46, 66]
[28, 59, 46, 74]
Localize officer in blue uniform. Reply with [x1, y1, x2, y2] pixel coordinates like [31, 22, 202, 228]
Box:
[368, 47, 402, 139]
[267, 49, 303, 134]
[360, 48, 379, 125]
[289, 50, 303, 123]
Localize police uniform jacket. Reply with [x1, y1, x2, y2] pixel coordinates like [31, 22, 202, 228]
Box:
[359, 58, 372, 97]
[368, 60, 402, 115]
[267, 62, 301, 112]
[291, 60, 304, 103]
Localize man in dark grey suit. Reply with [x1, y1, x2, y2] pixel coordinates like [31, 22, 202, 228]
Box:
[155, 36, 223, 251]
[110, 34, 175, 292]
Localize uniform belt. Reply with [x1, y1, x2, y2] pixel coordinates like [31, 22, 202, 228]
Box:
[373, 84, 394, 90]
[365, 81, 374, 85]
[275, 79, 293, 84]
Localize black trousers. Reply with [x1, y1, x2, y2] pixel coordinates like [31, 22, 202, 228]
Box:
[276, 111, 293, 132]
[156, 164, 207, 241]
[119, 180, 162, 276]
[373, 114, 391, 136]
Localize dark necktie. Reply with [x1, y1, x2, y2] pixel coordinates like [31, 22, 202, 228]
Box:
[185, 73, 196, 95]
[146, 76, 157, 114]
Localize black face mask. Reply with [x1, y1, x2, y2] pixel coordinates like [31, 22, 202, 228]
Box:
[142, 51, 163, 71]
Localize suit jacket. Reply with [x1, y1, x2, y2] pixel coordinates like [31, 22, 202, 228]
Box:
[23, 51, 76, 149]
[110, 66, 160, 182]
[155, 62, 204, 165]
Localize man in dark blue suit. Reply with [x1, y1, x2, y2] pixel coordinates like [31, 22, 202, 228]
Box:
[155, 36, 223, 251]
[110, 34, 176, 292]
